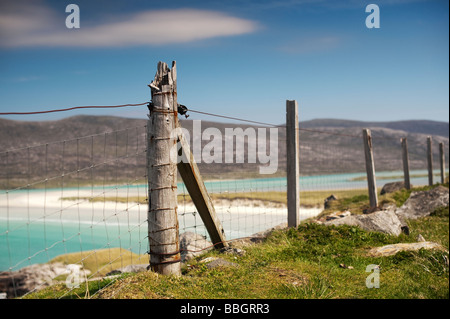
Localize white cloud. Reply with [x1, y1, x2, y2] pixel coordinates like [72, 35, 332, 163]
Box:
[0, 3, 259, 48]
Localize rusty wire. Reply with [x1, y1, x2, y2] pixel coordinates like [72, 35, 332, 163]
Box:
[0, 102, 149, 116]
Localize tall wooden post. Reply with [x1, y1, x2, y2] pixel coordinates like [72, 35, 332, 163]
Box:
[286, 100, 300, 228]
[401, 138, 411, 190]
[147, 61, 181, 276]
[363, 129, 378, 209]
[439, 142, 445, 184]
[427, 136, 433, 186]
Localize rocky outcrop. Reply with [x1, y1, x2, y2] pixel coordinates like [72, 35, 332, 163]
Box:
[319, 186, 449, 236]
[395, 186, 449, 220]
[380, 181, 410, 195]
[0, 262, 90, 299]
[322, 209, 404, 236]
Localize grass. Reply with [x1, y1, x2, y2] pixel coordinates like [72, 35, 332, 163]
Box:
[26, 184, 449, 299]
[350, 173, 446, 182]
[60, 188, 371, 209]
[27, 212, 448, 299]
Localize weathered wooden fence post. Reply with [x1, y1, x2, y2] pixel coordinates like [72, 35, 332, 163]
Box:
[401, 138, 411, 190]
[427, 136, 433, 186]
[286, 100, 300, 227]
[363, 129, 378, 209]
[439, 142, 445, 184]
[147, 61, 181, 276]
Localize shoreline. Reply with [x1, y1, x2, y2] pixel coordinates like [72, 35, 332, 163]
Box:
[1, 188, 322, 272]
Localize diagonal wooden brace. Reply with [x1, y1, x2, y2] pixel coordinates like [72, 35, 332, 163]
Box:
[175, 123, 228, 249]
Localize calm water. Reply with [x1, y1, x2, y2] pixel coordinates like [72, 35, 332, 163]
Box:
[0, 169, 444, 271]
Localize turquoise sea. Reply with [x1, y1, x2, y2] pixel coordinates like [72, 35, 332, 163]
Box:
[0, 169, 445, 272]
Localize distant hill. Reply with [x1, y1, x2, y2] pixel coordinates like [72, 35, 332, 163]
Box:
[300, 119, 449, 138]
[1, 116, 447, 149]
[0, 115, 448, 188]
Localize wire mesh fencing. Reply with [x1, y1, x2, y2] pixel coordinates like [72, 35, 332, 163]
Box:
[0, 114, 448, 299]
[0, 125, 149, 298]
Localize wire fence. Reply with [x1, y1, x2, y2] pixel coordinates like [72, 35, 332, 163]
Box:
[0, 124, 149, 298]
[0, 103, 449, 299]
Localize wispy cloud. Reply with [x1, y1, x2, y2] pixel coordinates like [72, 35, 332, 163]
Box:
[0, 3, 260, 48]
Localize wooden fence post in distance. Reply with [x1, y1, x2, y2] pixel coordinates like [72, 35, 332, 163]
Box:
[363, 129, 378, 209]
[427, 136, 433, 186]
[286, 100, 300, 228]
[439, 142, 445, 184]
[401, 138, 411, 190]
[147, 61, 181, 276]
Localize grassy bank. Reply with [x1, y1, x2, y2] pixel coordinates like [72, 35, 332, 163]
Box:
[26, 184, 449, 299]
[61, 188, 371, 208]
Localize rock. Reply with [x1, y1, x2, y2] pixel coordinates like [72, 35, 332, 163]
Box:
[179, 232, 213, 262]
[204, 258, 239, 269]
[324, 195, 337, 209]
[395, 186, 449, 220]
[380, 181, 410, 195]
[381, 203, 396, 211]
[323, 209, 404, 236]
[0, 262, 90, 298]
[325, 211, 351, 221]
[0, 271, 28, 298]
[230, 223, 288, 247]
[220, 247, 246, 256]
[416, 234, 426, 242]
[363, 206, 381, 214]
[199, 257, 218, 264]
[367, 241, 448, 257]
[339, 264, 354, 269]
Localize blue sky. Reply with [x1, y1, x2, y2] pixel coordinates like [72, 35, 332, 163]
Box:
[0, 0, 448, 124]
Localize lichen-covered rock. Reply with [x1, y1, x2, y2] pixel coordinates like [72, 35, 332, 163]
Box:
[367, 241, 448, 257]
[395, 186, 449, 220]
[323, 209, 404, 236]
[380, 181, 410, 195]
[0, 262, 90, 298]
[179, 232, 213, 262]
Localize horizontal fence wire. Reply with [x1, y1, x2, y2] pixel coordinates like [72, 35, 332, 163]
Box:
[0, 102, 149, 116]
[0, 104, 449, 299]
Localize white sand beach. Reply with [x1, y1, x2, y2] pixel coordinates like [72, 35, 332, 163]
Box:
[0, 187, 323, 271]
[1, 187, 322, 237]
